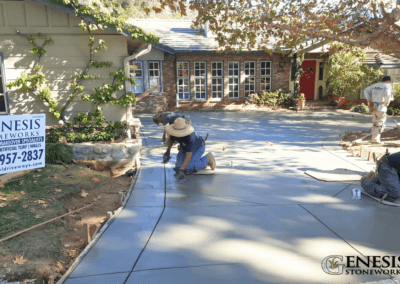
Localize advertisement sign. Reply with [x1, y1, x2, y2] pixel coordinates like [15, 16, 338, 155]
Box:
[0, 114, 45, 174]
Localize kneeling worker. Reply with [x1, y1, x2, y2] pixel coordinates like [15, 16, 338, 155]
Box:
[163, 118, 216, 180]
[153, 113, 189, 142]
[364, 76, 393, 144]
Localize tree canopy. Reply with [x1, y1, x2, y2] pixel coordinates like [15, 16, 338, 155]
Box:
[156, 0, 400, 56]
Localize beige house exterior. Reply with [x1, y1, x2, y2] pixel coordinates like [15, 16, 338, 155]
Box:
[0, 0, 134, 125]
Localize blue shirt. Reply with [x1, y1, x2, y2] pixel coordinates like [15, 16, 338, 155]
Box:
[170, 132, 203, 153]
[161, 113, 182, 126]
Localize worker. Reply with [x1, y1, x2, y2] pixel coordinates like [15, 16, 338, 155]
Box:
[162, 118, 216, 180]
[152, 113, 190, 142]
[364, 76, 393, 144]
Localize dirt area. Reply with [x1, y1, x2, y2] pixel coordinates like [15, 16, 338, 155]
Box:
[0, 164, 133, 283]
[340, 127, 400, 161]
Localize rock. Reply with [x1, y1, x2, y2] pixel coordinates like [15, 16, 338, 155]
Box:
[112, 148, 127, 159]
[93, 147, 102, 154]
[75, 146, 93, 155]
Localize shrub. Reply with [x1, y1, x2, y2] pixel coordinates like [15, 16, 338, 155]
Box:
[45, 143, 73, 164]
[249, 89, 293, 107]
[46, 121, 128, 143]
[353, 103, 370, 114]
[388, 107, 394, 115]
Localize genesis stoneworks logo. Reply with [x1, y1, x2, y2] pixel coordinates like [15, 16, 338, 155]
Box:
[322, 255, 400, 275]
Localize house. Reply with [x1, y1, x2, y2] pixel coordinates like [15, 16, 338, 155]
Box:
[126, 19, 328, 112]
[0, 0, 151, 125]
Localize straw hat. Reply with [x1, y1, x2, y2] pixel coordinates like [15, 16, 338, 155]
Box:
[165, 118, 194, 137]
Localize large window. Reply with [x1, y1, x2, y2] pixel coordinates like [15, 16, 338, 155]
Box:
[244, 61, 255, 98]
[148, 61, 161, 92]
[177, 61, 190, 100]
[0, 54, 9, 114]
[260, 61, 271, 91]
[228, 61, 240, 99]
[194, 61, 206, 100]
[129, 60, 144, 93]
[211, 61, 223, 100]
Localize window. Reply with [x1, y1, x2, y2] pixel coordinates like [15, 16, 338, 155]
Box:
[148, 61, 161, 92]
[0, 54, 9, 114]
[129, 60, 144, 93]
[211, 61, 223, 100]
[244, 61, 255, 98]
[177, 61, 190, 100]
[260, 61, 272, 91]
[382, 68, 400, 89]
[319, 62, 324, 80]
[228, 61, 240, 99]
[194, 61, 206, 100]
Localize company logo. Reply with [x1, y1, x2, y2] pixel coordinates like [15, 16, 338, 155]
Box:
[322, 255, 344, 275]
[322, 255, 400, 276]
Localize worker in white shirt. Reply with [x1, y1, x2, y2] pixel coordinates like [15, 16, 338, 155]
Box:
[364, 76, 393, 144]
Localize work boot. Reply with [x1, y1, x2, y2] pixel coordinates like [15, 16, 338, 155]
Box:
[206, 152, 216, 170]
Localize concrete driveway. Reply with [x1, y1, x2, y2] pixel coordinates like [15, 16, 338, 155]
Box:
[65, 111, 400, 284]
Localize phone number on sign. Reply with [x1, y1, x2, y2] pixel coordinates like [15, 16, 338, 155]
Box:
[0, 150, 44, 165]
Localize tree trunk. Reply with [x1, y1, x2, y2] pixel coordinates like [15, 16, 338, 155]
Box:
[292, 53, 304, 106]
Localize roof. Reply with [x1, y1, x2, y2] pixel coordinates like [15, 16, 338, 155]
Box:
[362, 48, 400, 67]
[127, 18, 322, 53]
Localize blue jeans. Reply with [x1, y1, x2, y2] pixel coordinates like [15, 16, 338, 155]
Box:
[175, 145, 209, 172]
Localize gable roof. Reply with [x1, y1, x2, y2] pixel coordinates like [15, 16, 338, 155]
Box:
[128, 18, 323, 53]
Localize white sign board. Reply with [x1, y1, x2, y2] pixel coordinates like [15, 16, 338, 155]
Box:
[0, 114, 45, 174]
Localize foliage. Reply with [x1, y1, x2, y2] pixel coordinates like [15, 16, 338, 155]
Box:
[388, 85, 400, 115]
[46, 122, 128, 143]
[298, 93, 305, 100]
[159, 0, 400, 57]
[249, 89, 292, 107]
[324, 43, 381, 100]
[45, 143, 74, 164]
[353, 103, 370, 114]
[5, 34, 63, 118]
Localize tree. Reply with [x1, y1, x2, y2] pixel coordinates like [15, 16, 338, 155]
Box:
[324, 43, 381, 100]
[158, 0, 400, 56]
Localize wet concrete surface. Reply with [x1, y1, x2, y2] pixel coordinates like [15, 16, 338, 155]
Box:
[65, 111, 400, 284]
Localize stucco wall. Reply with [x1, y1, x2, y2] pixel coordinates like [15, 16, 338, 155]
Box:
[0, 0, 129, 125]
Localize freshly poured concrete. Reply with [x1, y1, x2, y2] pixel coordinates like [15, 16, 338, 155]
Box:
[65, 111, 399, 284]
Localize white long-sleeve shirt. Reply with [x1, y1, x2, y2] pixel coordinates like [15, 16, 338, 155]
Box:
[364, 82, 393, 104]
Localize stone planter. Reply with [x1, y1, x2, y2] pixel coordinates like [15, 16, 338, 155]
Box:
[69, 140, 142, 177]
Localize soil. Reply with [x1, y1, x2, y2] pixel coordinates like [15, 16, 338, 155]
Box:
[340, 127, 400, 161]
[0, 164, 133, 284]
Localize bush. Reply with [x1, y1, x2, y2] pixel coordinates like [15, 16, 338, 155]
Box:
[353, 103, 370, 114]
[45, 143, 73, 164]
[249, 89, 293, 107]
[388, 107, 394, 115]
[46, 122, 128, 143]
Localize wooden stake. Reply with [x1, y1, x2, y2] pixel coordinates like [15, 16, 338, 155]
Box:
[91, 223, 101, 239]
[386, 148, 389, 154]
[106, 211, 112, 222]
[84, 222, 91, 245]
[0, 204, 93, 243]
[368, 151, 371, 161]
[373, 152, 376, 162]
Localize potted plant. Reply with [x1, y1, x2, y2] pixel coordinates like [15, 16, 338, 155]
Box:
[337, 96, 347, 107]
[344, 102, 354, 110]
[298, 93, 306, 109]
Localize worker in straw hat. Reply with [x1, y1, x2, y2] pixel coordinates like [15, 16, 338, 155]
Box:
[163, 118, 216, 180]
[153, 113, 190, 143]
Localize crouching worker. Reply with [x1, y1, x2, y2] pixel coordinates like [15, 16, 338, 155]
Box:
[152, 113, 190, 142]
[162, 118, 216, 180]
[361, 152, 400, 204]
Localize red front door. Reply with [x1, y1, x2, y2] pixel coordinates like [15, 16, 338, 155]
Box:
[299, 60, 316, 100]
